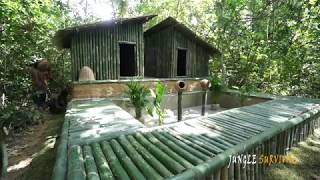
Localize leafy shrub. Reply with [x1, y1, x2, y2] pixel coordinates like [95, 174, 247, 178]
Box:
[0, 99, 42, 133]
[209, 74, 224, 91]
[239, 84, 257, 106]
[209, 74, 224, 103]
[149, 81, 166, 125]
[125, 80, 150, 120]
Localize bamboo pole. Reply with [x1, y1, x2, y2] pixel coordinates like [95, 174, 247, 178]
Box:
[214, 169, 221, 180]
[208, 117, 260, 135]
[245, 152, 250, 180]
[293, 126, 298, 146]
[152, 131, 204, 164]
[134, 133, 185, 174]
[254, 147, 259, 180]
[203, 118, 255, 138]
[110, 139, 146, 180]
[201, 90, 207, 116]
[144, 133, 193, 168]
[117, 136, 163, 180]
[188, 121, 241, 145]
[240, 161, 246, 180]
[289, 128, 293, 150]
[220, 165, 228, 180]
[169, 127, 224, 153]
[159, 130, 211, 160]
[178, 91, 182, 121]
[165, 129, 215, 157]
[68, 146, 86, 180]
[228, 111, 275, 127]
[126, 135, 173, 177]
[91, 143, 113, 179]
[82, 145, 100, 180]
[100, 141, 130, 180]
[228, 162, 234, 180]
[52, 120, 69, 180]
[235, 163, 241, 180]
[197, 120, 248, 141]
[250, 150, 255, 180]
[223, 113, 272, 129]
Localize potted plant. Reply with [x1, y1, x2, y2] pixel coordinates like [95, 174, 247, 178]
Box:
[209, 74, 224, 110]
[125, 80, 150, 121]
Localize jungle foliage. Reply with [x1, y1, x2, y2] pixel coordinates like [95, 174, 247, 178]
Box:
[133, 0, 320, 98]
[0, 0, 71, 131]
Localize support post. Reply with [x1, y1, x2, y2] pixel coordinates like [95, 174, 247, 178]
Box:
[201, 90, 207, 116]
[178, 91, 182, 122]
[175, 81, 186, 122]
[200, 79, 211, 116]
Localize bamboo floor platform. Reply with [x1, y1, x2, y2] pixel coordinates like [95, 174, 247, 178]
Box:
[52, 97, 320, 180]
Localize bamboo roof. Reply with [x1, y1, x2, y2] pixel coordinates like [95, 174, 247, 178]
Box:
[54, 15, 156, 48]
[145, 17, 220, 54]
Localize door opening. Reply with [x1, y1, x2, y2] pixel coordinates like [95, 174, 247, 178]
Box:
[120, 43, 136, 76]
[177, 49, 187, 76]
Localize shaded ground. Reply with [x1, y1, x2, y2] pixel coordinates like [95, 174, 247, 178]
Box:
[6, 114, 64, 180]
[265, 128, 320, 180]
[121, 104, 226, 127]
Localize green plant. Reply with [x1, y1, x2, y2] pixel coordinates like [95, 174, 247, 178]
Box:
[239, 84, 257, 106]
[209, 74, 224, 104]
[149, 81, 166, 126]
[125, 80, 150, 120]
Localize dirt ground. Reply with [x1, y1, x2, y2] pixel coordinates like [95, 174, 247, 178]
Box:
[6, 114, 64, 180]
[265, 128, 320, 180]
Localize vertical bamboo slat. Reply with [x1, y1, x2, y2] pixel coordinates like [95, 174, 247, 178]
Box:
[107, 29, 111, 79]
[70, 38, 75, 80]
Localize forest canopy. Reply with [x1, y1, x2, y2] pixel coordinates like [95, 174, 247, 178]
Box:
[0, 0, 319, 129]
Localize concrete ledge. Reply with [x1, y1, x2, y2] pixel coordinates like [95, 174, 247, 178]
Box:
[72, 78, 205, 99]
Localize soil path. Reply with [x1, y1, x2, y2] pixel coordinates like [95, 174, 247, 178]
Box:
[6, 114, 64, 180]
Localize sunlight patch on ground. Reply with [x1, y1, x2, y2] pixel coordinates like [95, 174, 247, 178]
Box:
[142, 105, 225, 127]
[7, 137, 56, 173]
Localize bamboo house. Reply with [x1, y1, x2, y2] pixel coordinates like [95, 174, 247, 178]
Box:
[55, 15, 220, 81]
[144, 17, 220, 78]
[55, 15, 156, 80]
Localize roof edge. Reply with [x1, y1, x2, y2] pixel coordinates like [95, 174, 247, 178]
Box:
[54, 15, 157, 49]
[145, 17, 220, 55]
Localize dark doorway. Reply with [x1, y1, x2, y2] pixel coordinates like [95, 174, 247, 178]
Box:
[120, 43, 136, 76]
[177, 49, 187, 76]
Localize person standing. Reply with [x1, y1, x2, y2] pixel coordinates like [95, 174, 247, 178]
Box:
[30, 59, 51, 107]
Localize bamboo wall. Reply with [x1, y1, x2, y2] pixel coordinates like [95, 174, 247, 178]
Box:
[70, 23, 144, 80]
[145, 27, 210, 78]
[173, 29, 210, 77]
[145, 27, 174, 77]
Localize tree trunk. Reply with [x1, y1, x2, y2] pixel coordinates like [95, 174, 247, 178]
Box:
[0, 131, 7, 180]
[135, 107, 142, 120]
